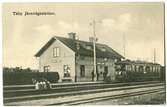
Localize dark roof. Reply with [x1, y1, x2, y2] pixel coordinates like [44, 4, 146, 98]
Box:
[116, 59, 161, 65]
[35, 36, 124, 59]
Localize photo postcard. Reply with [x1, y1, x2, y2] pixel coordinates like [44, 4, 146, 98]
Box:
[2, 2, 166, 106]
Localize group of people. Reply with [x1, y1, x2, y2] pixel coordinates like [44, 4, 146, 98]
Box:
[32, 78, 52, 90]
[91, 70, 108, 81]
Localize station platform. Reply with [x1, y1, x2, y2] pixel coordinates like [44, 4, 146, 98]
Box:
[4, 81, 105, 89]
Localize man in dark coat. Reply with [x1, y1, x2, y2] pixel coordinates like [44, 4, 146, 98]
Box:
[91, 70, 95, 81]
[103, 71, 108, 81]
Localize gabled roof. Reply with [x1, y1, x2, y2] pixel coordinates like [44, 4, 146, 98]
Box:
[35, 36, 124, 59]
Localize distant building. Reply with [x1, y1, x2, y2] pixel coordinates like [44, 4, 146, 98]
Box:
[35, 33, 124, 82]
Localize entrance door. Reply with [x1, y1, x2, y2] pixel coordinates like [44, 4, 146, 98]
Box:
[80, 65, 85, 77]
[104, 66, 108, 73]
[103, 66, 108, 80]
[96, 66, 99, 81]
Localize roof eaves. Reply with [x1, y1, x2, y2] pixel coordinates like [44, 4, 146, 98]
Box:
[105, 45, 125, 59]
[34, 37, 55, 57]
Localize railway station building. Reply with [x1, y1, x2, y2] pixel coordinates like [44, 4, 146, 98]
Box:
[35, 33, 124, 82]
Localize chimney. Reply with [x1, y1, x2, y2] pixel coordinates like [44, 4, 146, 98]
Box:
[89, 37, 98, 42]
[68, 32, 76, 40]
[89, 37, 94, 42]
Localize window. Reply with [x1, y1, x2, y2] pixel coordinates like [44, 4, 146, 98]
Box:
[53, 47, 60, 57]
[139, 66, 144, 72]
[155, 66, 158, 72]
[157, 67, 160, 72]
[86, 45, 92, 50]
[43, 65, 50, 72]
[145, 66, 150, 72]
[135, 66, 139, 72]
[104, 66, 108, 73]
[153, 66, 155, 72]
[101, 48, 106, 52]
[80, 65, 85, 77]
[134, 65, 137, 72]
[132, 65, 135, 72]
[64, 65, 70, 77]
[129, 65, 132, 71]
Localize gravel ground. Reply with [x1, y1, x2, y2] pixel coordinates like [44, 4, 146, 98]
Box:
[82, 92, 166, 105]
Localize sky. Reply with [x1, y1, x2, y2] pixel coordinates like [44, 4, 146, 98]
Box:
[2, 2, 165, 69]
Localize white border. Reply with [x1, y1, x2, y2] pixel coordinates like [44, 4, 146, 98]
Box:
[0, 0, 165, 2]
[0, 0, 166, 107]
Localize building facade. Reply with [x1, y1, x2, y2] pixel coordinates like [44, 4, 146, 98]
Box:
[35, 33, 124, 82]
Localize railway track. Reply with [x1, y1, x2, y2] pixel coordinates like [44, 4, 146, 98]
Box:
[3, 81, 161, 98]
[49, 87, 164, 105]
[4, 81, 165, 105]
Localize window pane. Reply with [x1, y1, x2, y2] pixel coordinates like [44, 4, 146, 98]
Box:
[53, 48, 56, 57]
[64, 65, 70, 77]
[53, 47, 60, 57]
[57, 48, 60, 56]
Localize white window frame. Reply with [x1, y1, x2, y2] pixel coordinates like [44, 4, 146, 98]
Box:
[64, 65, 71, 77]
[53, 47, 60, 57]
[43, 65, 50, 72]
[86, 45, 92, 50]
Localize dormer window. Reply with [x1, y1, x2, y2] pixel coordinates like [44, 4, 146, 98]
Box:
[53, 47, 60, 57]
[86, 45, 92, 50]
[104, 58, 108, 61]
[114, 59, 118, 62]
[76, 42, 80, 50]
[101, 48, 106, 52]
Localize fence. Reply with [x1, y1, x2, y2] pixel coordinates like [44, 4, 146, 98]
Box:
[3, 71, 59, 85]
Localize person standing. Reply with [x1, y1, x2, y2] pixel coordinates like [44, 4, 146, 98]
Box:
[96, 72, 99, 81]
[35, 81, 40, 90]
[91, 70, 94, 81]
[103, 71, 108, 81]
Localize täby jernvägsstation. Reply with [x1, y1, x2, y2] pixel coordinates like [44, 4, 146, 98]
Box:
[35, 32, 162, 82]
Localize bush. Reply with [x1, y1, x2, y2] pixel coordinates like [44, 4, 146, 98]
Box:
[3, 72, 60, 85]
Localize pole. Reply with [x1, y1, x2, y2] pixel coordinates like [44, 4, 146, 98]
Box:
[123, 35, 126, 57]
[154, 48, 156, 63]
[93, 19, 97, 81]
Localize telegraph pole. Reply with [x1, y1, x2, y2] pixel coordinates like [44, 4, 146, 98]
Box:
[93, 19, 97, 81]
[90, 19, 101, 81]
[153, 48, 156, 63]
[123, 34, 126, 58]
